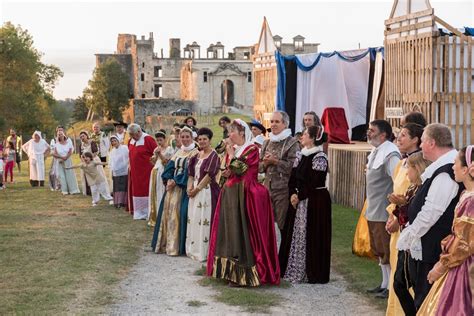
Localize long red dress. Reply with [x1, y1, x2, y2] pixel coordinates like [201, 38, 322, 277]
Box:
[127, 133, 157, 219]
[207, 144, 280, 286]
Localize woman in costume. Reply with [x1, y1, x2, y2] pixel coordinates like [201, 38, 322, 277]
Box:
[418, 146, 473, 316]
[279, 125, 331, 284]
[185, 127, 220, 262]
[383, 123, 424, 306]
[21, 131, 50, 187]
[148, 130, 173, 226]
[151, 126, 198, 255]
[53, 131, 80, 195]
[207, 119, 280, 286]
[109, 135, 129, 208]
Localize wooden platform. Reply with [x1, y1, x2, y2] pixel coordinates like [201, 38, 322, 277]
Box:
[328, 142, 371, 211]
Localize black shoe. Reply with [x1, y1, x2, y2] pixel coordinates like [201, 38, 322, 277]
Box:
[366, 285, 384, 293]
[375, 288, 389, 299]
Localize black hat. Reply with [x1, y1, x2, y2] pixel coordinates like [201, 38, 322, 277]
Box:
[113, 121, 128, 128]
[249, 120, 266, 135]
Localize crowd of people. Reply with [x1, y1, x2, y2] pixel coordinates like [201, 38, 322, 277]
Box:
[1, 110, 472, 315]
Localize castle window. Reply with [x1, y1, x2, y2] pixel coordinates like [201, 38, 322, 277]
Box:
[154, 66, 162, 77]
[142, 62, 145, 68]
[243, 52, 250, 60]
[141, 73, 145, 81]
[141, 94, 146, 98]
[247, 71, 252, 83]
[154, 84, 162, 97]
[203, 71, 208, 82]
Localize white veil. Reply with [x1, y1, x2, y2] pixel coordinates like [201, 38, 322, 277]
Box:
[233, 119, 253, 158]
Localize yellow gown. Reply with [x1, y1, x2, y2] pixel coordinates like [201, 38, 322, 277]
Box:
[352, 201, 376, 259]
[386, 159, 412, 316]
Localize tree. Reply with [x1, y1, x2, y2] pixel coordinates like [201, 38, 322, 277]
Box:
[87, 58, 130, 121]
[0, 22, 63, 138]
[52, 98, 75, 127]
[72, 95, 89, 122]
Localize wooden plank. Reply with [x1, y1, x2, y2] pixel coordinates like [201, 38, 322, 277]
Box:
[385, 8, 434, 25]
[452, 37, 459, 148]
[385, 32, 434, 44]
[434, 16, 467, 39]
[436, 36, 441, 123]
[389, 0, 399, 19]
[459, 36, 465, 147]
[443, 36, 449, 126]
[385, 20, 434, 36]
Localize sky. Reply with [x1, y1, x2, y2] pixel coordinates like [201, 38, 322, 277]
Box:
[1, 0, 473, 100]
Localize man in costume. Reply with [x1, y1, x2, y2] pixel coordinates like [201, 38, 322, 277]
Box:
[365, 120, 400, 299]
[127, 123, 157, 220]
[395, 123, 462, 313]
[259, 111, 299, 234]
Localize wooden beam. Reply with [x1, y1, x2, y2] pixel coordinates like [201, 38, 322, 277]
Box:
[385, 8, 434, 26]
[389, 0, 399, 19]
[434, 15, 466, 39]
[385, 20, 434, 36]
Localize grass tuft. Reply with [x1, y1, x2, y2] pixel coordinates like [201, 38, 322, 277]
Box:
[186, 300, 207, 307]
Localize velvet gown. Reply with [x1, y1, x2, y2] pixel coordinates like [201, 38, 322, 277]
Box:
[206, 144, 280, 286]
[279, 150, 332, 284]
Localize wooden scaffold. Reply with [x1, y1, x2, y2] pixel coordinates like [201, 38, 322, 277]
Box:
[384, 0, 473, 148]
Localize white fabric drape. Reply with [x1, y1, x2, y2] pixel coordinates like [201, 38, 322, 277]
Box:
[295, 49, 370, 133]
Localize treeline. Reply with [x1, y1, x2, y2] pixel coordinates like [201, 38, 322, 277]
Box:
[0, 22, 130, 139]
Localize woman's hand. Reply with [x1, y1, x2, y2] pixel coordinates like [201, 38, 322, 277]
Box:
[166, 179, 176, 191]
[427, 263, 445, 284]
[385, 217, 400, 234]
[388, 193, 407, 206]
[225, 141, 235, 161]
[221, 168, 231, 178]
[290, 194, 299, 209]
[187, 187, 198, 198]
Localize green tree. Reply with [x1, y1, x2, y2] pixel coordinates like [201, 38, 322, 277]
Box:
[72, 95, 89, 122]
[87, 58, 130, 121]
[0, 22, 63, 138]
[52, 98, 74, 127]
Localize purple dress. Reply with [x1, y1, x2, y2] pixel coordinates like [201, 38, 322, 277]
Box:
[187, 150, 221, 226]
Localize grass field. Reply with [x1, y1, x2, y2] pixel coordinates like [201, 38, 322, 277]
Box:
[0, 159, 147, 314]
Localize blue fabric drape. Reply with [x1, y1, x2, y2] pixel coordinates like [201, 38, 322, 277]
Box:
[465, 27, 474, 36]
[275, 47, 384, 112]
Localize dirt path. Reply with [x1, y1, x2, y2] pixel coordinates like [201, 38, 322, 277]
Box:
[109, 250, 383, 315]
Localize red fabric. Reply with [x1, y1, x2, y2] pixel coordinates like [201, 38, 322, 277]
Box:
[207, 145, 280, 285]
[127, 135, 157, 214]
[321, 107, 350, 144]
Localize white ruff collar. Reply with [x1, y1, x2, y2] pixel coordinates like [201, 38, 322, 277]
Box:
[181, 142, 196, 152]
[301, 146, 322, 156]
[130, 133, 148, 146]
[269, 129, 292, 142]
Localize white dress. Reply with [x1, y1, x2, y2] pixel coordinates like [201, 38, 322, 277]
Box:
[185, 158, 212, 262]
[147, 146, 174, 225]
[22, 138, 49, 181]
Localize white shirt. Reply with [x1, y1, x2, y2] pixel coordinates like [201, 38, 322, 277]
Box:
[397, 149, 459, 260]
[367, 140, 400, 177]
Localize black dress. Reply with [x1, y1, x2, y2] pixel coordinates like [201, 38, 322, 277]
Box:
[279, 150, 332, 283]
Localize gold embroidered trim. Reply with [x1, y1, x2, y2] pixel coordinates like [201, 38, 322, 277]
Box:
[212, 256, 260, 287]
[457, 215, 474, 225]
